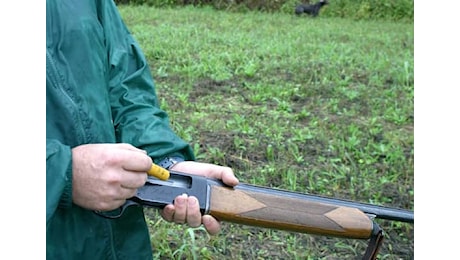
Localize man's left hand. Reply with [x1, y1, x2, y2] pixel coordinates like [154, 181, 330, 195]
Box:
[160, 161, 239, 235]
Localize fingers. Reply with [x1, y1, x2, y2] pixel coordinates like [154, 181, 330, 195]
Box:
[202, 164, 239, 187]
[202, 215, 221, 235]
[220, 168, 239, 187]
[164, 194, 201, 227]
[105, 143, 152, 172]
[171, 194, 187, 224]
[116, 143, 148, 154]
[171, 162, 239, 187]
[160, 204, 175, 222]
[160, 194, 214, 231]
[119, 186, 140, 199]
[119, 150, 153, 173]
[120, 171, 148, 189]
[112, 143, 151, 188]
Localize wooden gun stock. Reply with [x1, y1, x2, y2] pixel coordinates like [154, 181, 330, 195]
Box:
[209, 185, 373, 239]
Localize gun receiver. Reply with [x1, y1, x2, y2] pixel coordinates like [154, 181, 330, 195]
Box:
[130, 171, 413, 259]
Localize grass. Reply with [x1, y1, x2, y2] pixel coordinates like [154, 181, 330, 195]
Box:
[118, 5, 414, 259]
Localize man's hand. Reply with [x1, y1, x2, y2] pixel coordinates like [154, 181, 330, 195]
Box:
[71, 143, 152, 211]
[160, 161, 239, 235]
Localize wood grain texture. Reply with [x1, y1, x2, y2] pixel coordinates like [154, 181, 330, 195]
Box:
[209, 186, 373, 239]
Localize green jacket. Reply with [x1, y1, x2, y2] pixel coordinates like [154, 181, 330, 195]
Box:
[46, 0, 194, 258]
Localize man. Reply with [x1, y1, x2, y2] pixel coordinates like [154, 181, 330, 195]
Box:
[46, 0, 239, 258]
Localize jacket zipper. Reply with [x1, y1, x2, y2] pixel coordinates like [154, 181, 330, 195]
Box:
[46, 50, 87, 144]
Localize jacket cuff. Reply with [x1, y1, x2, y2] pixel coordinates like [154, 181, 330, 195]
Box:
[154, 152, 186, 165]
[156, 156, 184, 170]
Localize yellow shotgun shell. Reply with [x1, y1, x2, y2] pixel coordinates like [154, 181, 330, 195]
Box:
[147, 163, 170, 181]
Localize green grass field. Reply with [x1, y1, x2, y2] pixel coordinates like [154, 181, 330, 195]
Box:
[119, 5, 414, 259]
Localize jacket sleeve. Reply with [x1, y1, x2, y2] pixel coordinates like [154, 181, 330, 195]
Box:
[101, 1, 195, 162]
[46, 138, 73, 225]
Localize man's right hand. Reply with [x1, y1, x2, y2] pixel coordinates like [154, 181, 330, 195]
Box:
[71, 143, 152, 211]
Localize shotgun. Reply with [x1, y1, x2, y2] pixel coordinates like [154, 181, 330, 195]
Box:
[98, 169, 414, 260]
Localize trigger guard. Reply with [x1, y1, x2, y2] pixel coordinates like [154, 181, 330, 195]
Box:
[93, 200, 140, 219]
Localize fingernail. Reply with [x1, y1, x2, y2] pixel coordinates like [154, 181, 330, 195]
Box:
[176, 197, 185, 205]
[188, 196, 197, 207]
[202, 215, 213, 226]
[166, 207, 174, 215]
[178, 193, 189, 205]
